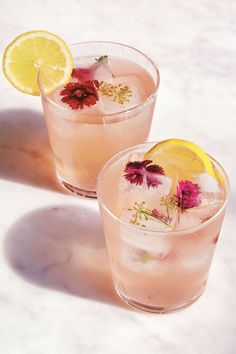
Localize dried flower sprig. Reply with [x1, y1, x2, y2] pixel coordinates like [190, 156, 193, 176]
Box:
[99, 81, 132, 105]
[160, 195, 178, 221]
[128, 201, 172, 227]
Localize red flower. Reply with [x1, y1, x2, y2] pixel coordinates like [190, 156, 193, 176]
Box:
[72, 67, 94, 82]
[124, 160, 164, 188]
[151, 208, 169, 223]
[177, 180, 201, 210]
[60, 81, 99, 110]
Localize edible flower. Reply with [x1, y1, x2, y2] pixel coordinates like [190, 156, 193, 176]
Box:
[60, 80, 99, 110]
[151, 208, 169, 224]
[124, 160, 165, 188]
[177, 180, 201, 210]
[71, 67, 94, 82]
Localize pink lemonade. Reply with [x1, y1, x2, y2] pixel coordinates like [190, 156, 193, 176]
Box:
[39, 42, 159, 197]
[97, 142, 229, 313]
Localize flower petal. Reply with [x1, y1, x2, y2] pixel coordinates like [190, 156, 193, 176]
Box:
[124, 160, 165, 188]
[60, 80, 99, 110]
[177, 180, 201, 210]
[124, 171, 144, 185]
[146, 164, 165, 175]
[72, 67, 94, 81]
[146, 172, 162, 188]
[61, 96, 83, 110]
[124, 161, 146, 173]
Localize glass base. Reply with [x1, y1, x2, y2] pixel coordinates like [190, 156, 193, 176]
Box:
[58, 176, 97, 198]
[115, 288, 204, 314]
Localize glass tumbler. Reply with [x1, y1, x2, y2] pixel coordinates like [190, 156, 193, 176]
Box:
[97, 143, 229, 313]
[39, 42, 159, 197]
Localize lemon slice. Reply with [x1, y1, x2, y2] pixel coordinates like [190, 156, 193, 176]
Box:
[2, 30, 73, 95]
[145, 139, 217, 183]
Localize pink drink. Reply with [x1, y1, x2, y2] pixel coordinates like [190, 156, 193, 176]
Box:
[97, 143, 229, 313]
[39, 42, 159, 197]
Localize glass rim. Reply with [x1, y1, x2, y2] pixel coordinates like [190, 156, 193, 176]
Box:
[96, 142, 230, 236]
[38, 40, 160, 119]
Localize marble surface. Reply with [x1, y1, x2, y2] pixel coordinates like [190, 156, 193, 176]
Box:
[0, 0, 236, 353]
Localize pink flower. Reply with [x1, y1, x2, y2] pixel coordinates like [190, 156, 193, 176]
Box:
[177, 180, 201, 210]
[71, 56, 107, 82]
[71, 67, 94, 82]
[124, 160, 164, 188]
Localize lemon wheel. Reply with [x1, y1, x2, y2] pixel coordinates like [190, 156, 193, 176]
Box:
[145, 138, 217, 183]
[2, 30, 73, 95]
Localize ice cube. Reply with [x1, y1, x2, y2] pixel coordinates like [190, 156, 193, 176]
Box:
[72, 56, 114, 83]
[118, 151, 180, 269]
[118, 151, 145, 193]
[195, 202, 223, 221]
[180, 248, 213, 272]
[92, 56, 114, 82]
[121, 223, 172, 253]
[119, 178, 175, 269]
[120, 151, 173, 196]
[98, 74, 148, 117]
[198, 173, 221, 193]
[121, 240, 172, 274]
[174, 172, 225, 231]
[180, 172, 225, 226]
[121, 191, 178, 232]
[194, 172, 224, 204]
[197, 173, 224, 213]
[120, 223, 174, 273]
[175, 211, 201, 231]
[119, 151, 178, 232]
[175, 199, 223, 231]
[175, 232, 215, 273]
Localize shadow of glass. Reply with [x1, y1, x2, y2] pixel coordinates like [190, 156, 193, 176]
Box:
[4, 204, 123, 307]
[0, 108, 64, 192]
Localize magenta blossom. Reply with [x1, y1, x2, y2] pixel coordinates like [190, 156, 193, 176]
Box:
[124, 160, 165, 188]
[177, 180, 201, 210]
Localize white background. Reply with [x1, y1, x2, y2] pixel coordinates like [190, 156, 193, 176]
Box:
[0, 1, 236, 353]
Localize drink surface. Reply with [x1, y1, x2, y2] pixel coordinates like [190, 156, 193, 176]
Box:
[47, 55, 155, 123]
[99, 146, 226, 231]
[97, 142, 227, 311]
